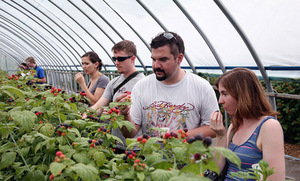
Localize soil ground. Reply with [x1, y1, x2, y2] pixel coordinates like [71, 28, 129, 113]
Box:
[284, 143, 300, 159]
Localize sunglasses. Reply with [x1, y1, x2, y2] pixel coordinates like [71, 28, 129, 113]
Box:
[163, 32, 181, 52]
[112, 55, 133, 62]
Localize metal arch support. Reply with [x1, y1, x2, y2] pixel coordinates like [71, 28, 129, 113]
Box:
[0, 38, 27, 60]
[0, 9, 71, 71]
[173, 0, 227, 73]
[9, 0, 80, 71]
[0, 33, 34, 60]
[0, 14, 66, 71]
[3, 1, 76, 71]
[32, 0, 101, 71]
[48, 0, 114, 72]
[101, 0, 149, 73]
[0, 23, 52, 68]
[25, 0, 83, 68]
[214, 0, 276, 110]
[0, 48, 21, 63]
[136, 0, 197, 74]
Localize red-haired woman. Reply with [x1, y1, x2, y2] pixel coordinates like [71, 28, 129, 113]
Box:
[210, 68, 285, 181]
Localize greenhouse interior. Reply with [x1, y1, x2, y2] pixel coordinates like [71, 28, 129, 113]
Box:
[0, 0, 299, 180]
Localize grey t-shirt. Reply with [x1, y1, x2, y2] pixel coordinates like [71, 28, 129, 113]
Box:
[102, 73, 145, 150]
[88, 74, 110, 95]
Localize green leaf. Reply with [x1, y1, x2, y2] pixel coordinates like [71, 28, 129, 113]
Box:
[213, 147, 241, 168]
[17, 146, 30, 157]
[50, 162, 67, 176]
[151, 169, 179, 181]
[144, 137, 162, 151]
[153, 161, 173, 170]
[39, 123, 55, 137]
[71, 163, 99, 181]
[145, 152, 163, 166]
[73, 152, 90, 164]
[45, 97, 56, 107]
[0, 85, 25, 100]
[0, 142, 14, 153]
[68, 128, 81, 138]
[169, 173, 211, 181]
[93, 151, 106, 167]
[69, 102, 78, 112]
[136, 172, 145, 181]
[179, 163, 200, 175]
[10, 110, 36, 132]
[0, 151, 17, 170]
[173, 146, 186, 161]
[23, 170, 45, 181]
[118, 120, 136, 132]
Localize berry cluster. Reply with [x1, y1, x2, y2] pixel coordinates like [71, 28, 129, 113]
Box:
[89, 138, 103, 147]
[97, 126, 110, 134]
[69, 97, 76, 103]
[49, 151, 67, 180]
[6, 98, 14, 103]
[34, 111, 42, 116]
[187, 134, 212, 147]
[137, 134, 150, 144]
[8, 74, 19, 80]
[55, 123, 72, 136]
[123, 150, 137, 160]
[79, 91, 87, 96]
[26, 80, 34, 86]
[108, 107, 120, 114]
[133, 158, 146, 172]
[51, 87, 62, 96]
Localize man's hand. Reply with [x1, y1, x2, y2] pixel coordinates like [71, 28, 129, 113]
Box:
[114, 92, 131, 116]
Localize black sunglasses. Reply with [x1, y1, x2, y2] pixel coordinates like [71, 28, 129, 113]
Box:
[163, 32, 181, 52]
[112, 55, 133, 62]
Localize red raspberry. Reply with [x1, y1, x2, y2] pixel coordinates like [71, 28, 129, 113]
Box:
[137, 137, 142, 142]
[54, 93, 58, 96]
[56, 151, 63, 157]
[61, 132, 66, 136]
[90, 144, 94, 147]
[128, 154, 133, 159]
[108, 110, 112, 114]
[142, 139, 147, 144]
[135, 159, 140, 163]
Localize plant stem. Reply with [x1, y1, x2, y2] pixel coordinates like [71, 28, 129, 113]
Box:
[5, 120, 30, 171]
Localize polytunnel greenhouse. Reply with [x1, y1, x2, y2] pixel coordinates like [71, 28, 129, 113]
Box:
[0, 0, 300, 180]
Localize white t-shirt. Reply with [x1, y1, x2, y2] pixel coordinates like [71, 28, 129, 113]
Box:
[130, 71, 219, 137]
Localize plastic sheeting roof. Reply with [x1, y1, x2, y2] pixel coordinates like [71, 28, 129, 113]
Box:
[0, 0, 300, 78]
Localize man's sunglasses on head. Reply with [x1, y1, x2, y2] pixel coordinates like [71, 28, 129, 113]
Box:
[112, 55, 132, 62]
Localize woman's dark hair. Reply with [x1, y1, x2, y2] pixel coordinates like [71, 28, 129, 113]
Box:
[81, 51, 103, 71]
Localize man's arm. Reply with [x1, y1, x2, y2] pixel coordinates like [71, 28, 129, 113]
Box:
[81, 96, 110, 119]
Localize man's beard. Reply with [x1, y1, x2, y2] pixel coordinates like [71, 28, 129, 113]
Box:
[154, 68, 167, 81]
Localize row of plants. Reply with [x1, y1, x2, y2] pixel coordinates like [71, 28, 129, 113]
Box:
[200, 72, 300, 144]
[0, 69, 275, 180]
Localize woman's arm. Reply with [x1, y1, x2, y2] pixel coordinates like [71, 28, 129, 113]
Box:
[259, 118, 285, 181]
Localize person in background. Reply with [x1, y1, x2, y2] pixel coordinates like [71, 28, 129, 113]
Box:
[118, 31, 218, 139]
[210, 68, 285, 181]
[82, 40, 145, 153]
[25, 57, 46, 83]
[20, 62, 28, 70]
[75, 51, 109, 106]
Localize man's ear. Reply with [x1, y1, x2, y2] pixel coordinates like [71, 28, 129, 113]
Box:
[131, 55, 136, 63]
[177, 53, 184, 65]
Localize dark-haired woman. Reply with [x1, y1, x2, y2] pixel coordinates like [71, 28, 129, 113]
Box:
[210, 68, 285, 181]
[75, 52, 109, 106]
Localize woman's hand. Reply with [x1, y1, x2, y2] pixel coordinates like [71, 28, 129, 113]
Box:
[210, 111, 226, 137]
[75, 73, 85, 85]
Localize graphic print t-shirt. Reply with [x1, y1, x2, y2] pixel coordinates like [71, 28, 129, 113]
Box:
[130, 72, 218, 137]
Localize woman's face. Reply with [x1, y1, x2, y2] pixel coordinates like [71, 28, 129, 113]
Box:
[81, 57, 98, 75]
[218, 83, 238, 116]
